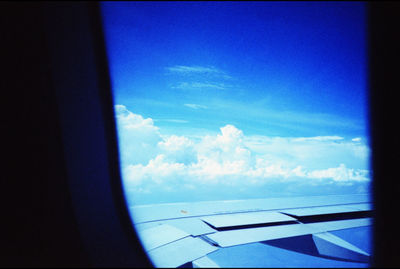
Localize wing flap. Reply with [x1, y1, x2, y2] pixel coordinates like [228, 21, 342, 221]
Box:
[201, 211, 297, 229]
[204, 218, 371, 248]
[280, 203, 371, 217]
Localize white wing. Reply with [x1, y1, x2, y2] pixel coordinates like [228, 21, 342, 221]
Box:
[130, 194, 372, 267]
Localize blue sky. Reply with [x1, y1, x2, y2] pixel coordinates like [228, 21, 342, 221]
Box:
[101, 2, 370, 205]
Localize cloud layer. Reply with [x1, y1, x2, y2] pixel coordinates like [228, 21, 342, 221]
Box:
[115, 105, 371, 204]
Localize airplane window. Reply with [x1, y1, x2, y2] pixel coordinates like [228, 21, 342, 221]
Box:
[100, 2, 371, 267]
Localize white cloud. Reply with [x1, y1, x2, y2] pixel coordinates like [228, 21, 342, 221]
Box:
[243, 135, 369, 171]
[166, 65, 231, 79]
[158, 135, 196, 164]
[184, 103, 208, 110]
[307, 164, 369, 182]
[123, 154, 186, 187]
[167, 65, 220, 74]
[114, 105, 161, 165]
[293, 136, 344, 142]
[196, 125, 251, 165]
[166, 65, 232, 92]
[115, 105, 158, 132]
[158, 135, 194, 151]
[172, 82, 227, 90]
[116, 105, 371, 196]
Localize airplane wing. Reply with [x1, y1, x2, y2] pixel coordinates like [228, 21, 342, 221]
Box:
[129, 194, 372, 268]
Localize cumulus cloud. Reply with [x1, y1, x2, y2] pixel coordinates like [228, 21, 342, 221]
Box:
[123, 154, 186, 187]
[307, 164, 369, 182]
[243, 135, 370, 171]
[116, 105, 371, 199]
[158, 135, 196, 164]
[114, 105, 161, 165]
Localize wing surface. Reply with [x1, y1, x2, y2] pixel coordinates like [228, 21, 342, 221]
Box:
[130, 194, 372, 267]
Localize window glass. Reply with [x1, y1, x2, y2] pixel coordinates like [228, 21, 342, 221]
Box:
[101, 2, 370, 267]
